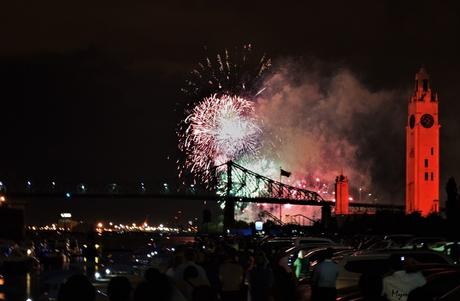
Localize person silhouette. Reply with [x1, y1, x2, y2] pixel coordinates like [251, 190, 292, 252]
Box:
[57, 274, 95, 301]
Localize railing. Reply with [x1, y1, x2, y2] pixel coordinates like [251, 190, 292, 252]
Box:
[258, 210, 283, 225]
[289, 214, 316, 226]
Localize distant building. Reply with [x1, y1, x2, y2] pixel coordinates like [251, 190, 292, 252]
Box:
[406, 67, 440, 216]
[57, 212, 78, 230]
[335, 174, 349, 215]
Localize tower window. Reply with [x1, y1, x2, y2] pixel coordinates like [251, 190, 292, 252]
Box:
[423, 79, 428, 91]
[431, 172, 434, 181]
[425, 172, 428, 181]
[431, 147, 434, 155]
[424, 159, 428, 167]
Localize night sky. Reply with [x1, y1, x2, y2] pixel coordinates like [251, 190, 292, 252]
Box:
[1, 0, 460, 224]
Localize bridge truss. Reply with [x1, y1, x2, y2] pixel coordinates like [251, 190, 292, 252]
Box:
[219, 161, 324, 202]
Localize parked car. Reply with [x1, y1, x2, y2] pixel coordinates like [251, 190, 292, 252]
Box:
[294, 237, 335, 247]
[408, 268, 460, 300]
[402, 237, 447, 250]
[337, 265, 460, 301]
[287, 245, 354, 280]
[337, 249, 453, 290]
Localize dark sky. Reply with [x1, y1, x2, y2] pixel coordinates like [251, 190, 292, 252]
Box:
[1, 0, 460, 223]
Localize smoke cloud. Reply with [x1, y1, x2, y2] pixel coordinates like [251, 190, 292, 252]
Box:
[254, 62, 405, 204]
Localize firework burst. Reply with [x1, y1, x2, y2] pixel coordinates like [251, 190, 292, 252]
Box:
[180, 94, 261, 183]
[183, 44, 271, 100]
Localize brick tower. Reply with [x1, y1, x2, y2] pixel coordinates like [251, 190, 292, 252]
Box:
[335, 174, 349, 215]
[406, 67, 440, 216]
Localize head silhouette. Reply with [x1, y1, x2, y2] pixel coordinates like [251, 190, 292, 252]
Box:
[107, 276, 131, 301]
[57, 274, 95, 301]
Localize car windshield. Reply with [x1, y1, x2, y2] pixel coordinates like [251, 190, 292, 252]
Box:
[409, 271, 460, 299]
[299, 240, 331, 244]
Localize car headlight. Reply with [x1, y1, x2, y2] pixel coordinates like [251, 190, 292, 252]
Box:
[105, 268, 111, 275]
[94, 272, 101, 279]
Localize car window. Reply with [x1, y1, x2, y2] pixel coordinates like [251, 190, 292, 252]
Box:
[409, 272, 460, 300]
[308, 250, 327, 265]
[344, 259, 391, 274]
[442, 284, 460, 300]
[299, 240, 330, 244]
[410, 253, 448, 264]
[369, 241, 390, 249]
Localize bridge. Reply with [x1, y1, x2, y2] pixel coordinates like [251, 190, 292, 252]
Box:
[215, 161, 403, 227]
[1, 161, 404, 227]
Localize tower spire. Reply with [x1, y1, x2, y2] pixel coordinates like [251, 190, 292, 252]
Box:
[415, 66, 430, 93]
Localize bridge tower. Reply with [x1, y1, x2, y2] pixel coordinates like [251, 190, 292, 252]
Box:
[406, 67, 440, 216]
[335, 174, 349, 215]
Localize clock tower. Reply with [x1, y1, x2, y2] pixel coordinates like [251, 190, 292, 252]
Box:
[406, 67, 440, 216]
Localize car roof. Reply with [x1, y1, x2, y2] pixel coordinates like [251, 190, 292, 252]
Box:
[347, 249, 453, 264]
[356, 248, 447, 255]
[285, 244, 352, 255]
[406, 237, 446, 242]
[295, 237, 334, 242]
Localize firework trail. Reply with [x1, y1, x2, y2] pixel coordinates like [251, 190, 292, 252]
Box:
[182, 44, 271, 100]
[179, 94, 261, 184]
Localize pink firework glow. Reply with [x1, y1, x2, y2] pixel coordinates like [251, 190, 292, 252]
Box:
[178, 63, 387, 221]
[180, 94, 261, 182]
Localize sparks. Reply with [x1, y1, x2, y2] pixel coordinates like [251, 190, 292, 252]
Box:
[180, 94, 261, 183]
[182, 44, 271, 100]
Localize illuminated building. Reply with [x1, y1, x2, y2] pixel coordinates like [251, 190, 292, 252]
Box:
[335, 174, 349, 215]
[406, 67, 440, 215]
[57, 212, 78, 230]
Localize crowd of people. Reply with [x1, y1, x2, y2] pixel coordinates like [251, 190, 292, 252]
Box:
[56, 237, 310, 301]
[55, 237, 430, 301]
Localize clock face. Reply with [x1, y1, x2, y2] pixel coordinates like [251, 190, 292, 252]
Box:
[409, 115, 415, 129]
[420, 114, 434, 128]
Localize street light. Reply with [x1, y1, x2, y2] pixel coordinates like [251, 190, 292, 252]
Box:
[140, 182, 146, 193]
